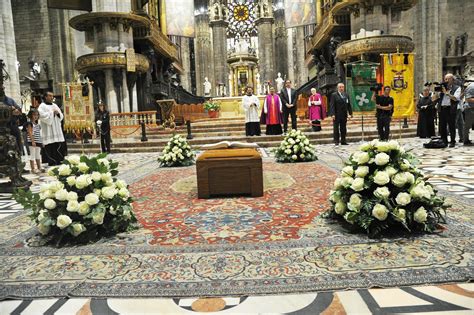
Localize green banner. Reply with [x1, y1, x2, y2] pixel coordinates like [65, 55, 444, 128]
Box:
[346, 63, 377, 112]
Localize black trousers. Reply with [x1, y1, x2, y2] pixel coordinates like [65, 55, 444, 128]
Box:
[439, 107, 456, 144]
[333, 116, 347, 144]
[100, 130, 111, 153]
[283, 108, 297, 132]
[44, 142, 66, 166]
[377, 116, 391, 141]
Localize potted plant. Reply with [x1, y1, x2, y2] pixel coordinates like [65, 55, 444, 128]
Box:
[204, 101, 220, 118]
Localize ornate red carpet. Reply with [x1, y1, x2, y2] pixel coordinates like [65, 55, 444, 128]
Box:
[130, 162, 336, 246]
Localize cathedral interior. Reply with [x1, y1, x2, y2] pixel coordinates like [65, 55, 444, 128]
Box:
[0, 0, 473, 314]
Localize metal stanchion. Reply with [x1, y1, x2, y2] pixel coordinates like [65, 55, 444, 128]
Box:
[403, 117, 409, 128]
[140, 122, 148, 142]
[186, 120, 193, 139]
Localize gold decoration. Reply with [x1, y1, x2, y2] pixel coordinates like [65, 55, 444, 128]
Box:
[336, 35, 415, 61]
[62, 83, 95, 133]
[75, 52, 149, 73]
[157, 99, 176, 129]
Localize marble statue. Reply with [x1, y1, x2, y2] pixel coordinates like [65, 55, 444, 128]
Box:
[275, 72, 284, 92]
[204, 77, 212, 96]
[446, 36, 452, 56]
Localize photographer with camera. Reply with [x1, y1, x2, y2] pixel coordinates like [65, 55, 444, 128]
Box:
[432, 73, 461, 147]
[371, 85, 394, 141]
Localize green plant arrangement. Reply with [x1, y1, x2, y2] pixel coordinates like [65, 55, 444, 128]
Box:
[325, 140, 449, 237]
[203, 101, 221, 112]
[273, 129, 318, 163]
[13, 153, 137, 246]
[158, 134, 195, 167]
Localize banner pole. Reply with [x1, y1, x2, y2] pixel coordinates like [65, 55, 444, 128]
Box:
[361, 113, 364, 141]
[399, 119, 402, 139]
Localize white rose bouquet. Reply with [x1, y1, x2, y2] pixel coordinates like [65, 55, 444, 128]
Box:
[274, 130, 318, 163]
[14, 153, 137, 245]
[325, 140, 448, 237]
[158, 134, 195, 167]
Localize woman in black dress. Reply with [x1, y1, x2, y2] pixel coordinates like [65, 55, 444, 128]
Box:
[416, 87, 436, 138]
[95, 102, 111, 153]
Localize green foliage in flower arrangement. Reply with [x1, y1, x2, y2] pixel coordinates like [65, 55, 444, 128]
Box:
[13, 153, 137, 246]
[203, 101, 221, 112]
[158, 134, 195, 167]
[273, 129, 318, 163]
[324, 140, 449, 238]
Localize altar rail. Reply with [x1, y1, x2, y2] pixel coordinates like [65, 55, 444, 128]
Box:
[110, 111, 157, 127]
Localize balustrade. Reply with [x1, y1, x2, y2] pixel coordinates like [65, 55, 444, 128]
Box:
[109, 111, 157, 127]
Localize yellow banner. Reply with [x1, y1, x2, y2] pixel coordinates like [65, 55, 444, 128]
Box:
[62, 82, 95, 132]
[382, 53, 415, 118]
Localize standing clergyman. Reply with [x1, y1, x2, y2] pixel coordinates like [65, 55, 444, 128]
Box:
[38, 91, 66, 166]
[242, 86, 261, 136]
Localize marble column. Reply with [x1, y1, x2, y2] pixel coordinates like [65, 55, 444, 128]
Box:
[122, 69, 130, 113]
[0, 0, 21, 100]
[194, 12, 214, 96]
[210, 20, 228, 94]
[274, 8, 288, 80]
[105, 69, 118, 113]
[256, 1, 275, 87]
[131, 85, 138, 112]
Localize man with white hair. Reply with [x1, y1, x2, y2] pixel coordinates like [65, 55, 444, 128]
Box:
[329, 83, 353, 145]
[433, 73, 461, 147]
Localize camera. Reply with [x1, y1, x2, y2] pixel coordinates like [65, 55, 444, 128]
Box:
[424, 81, 448, 92]
[370, 83, 383, 92]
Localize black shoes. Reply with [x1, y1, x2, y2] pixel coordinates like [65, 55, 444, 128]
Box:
[449, 142, 455, 148]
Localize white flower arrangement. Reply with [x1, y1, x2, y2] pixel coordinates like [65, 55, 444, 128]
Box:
[274, 129, 317, 163]
[326, 140, 448, 237]
[14, 153, 136, 245]
[158, 134, 195, 167]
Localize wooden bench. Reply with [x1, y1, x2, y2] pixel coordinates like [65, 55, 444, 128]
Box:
[196, 148, 263, 199]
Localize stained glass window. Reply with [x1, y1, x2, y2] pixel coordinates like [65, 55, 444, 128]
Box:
[227, 0, 257, 38]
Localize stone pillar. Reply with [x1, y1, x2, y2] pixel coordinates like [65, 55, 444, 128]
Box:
[195, 12, 213, 96]
[256, 2, 275, 87]
[180, 37, 192, 92]
[122, 70, 130, 112]
[286, 28, 295, 84]
[131, 85, 138, 112]
[274, 8, 288, 79]
[413, 0, 442, 91]
[105, 69, 118, 113]
[294, 27, 308, 87]
[0, 0, 21, 100]
[210, 19, 228, 95]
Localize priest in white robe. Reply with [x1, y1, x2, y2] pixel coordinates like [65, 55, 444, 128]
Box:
[38, 91, 66, 166]
[242, 86, 261, 136]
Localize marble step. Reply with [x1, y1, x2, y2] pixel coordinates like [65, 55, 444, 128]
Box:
[68, 128, 417, 154]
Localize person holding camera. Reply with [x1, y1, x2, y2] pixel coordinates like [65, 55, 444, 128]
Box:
[432, 73, 461, 147]
[371, 86, 394, 141]
[242, 86, 261, 136]
[416, 86, 436, 138]
[329, 83, 353, 145]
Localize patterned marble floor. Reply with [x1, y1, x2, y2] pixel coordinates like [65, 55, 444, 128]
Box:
[1, 283, 472, 314]
[0, 137, 472, 314]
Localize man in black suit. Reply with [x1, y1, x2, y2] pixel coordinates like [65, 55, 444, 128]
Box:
[329, 83, 353, 145]
[280, 80, 298, 133]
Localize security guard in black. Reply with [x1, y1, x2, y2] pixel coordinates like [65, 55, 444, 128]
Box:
[372, 86, 394, 141]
